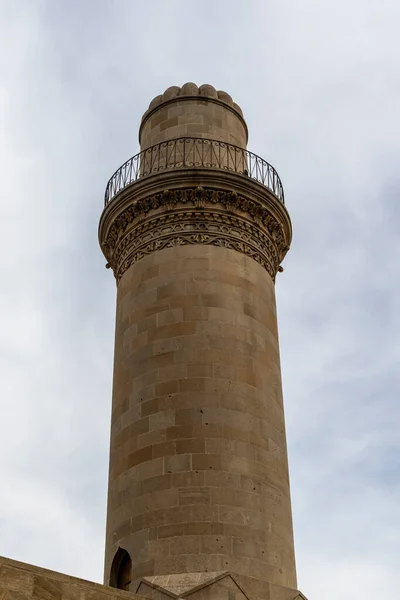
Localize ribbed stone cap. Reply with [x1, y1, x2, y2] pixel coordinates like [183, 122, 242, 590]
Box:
[139, 83, 247, 149]
[142, 82, 244, 120]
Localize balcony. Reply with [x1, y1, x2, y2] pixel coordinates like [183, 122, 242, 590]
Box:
[104, 137, 284, 207]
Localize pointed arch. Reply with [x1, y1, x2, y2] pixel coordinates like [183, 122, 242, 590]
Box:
[109, 547, 132, 591]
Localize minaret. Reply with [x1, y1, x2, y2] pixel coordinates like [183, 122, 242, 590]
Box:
[99, 84, 306, 600]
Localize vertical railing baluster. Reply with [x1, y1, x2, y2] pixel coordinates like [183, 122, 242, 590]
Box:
[148, 147, 152, 173]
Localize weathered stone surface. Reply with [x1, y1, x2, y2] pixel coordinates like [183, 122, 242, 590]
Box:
[0, 556, 142, 600]
[0, 557, 308, 600]
[98, 84, 305, 599]
[102, 244, 297, 590]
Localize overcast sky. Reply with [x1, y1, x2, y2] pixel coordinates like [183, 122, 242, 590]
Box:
[0, 1, 399, 599]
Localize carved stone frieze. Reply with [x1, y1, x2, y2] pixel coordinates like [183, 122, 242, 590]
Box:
[101, 186, 290, 282]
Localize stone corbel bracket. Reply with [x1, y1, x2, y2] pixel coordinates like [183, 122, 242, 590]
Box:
[98, 169, 292, 283]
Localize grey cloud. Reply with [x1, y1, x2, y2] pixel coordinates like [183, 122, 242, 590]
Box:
[1, 1, 399, 598]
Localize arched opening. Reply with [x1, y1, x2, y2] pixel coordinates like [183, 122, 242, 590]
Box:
[109, 547, 132, 591]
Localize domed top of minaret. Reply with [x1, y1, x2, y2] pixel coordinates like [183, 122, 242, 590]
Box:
[143, 82, 244, 118]
[139, 83, 247, 149]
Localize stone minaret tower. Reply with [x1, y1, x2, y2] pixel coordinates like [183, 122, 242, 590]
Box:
[99, 84, 306, 600]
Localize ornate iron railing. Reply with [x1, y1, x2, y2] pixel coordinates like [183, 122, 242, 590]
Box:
[104, 137, 284, 206]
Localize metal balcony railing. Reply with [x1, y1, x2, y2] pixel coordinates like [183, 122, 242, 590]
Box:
[104, 137, 284, 206]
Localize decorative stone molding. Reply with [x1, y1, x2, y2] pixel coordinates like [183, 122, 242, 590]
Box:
[101, 186, 291, 283]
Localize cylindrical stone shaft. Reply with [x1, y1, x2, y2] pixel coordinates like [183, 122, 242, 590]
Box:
[99, 83, 296, 598]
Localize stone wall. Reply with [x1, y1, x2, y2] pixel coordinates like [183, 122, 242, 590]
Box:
[0, 555, 141, 600]
[0, 555, 306, 600]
